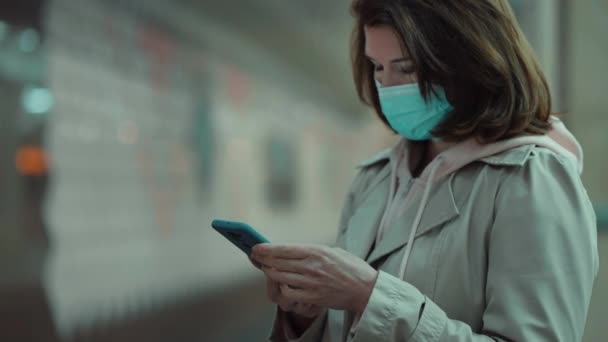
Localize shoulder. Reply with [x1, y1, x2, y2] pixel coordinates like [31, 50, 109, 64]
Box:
[491, 145, 594, 231]
[489, 145, 598, 278]
[491, 145, 582, 186]
[458, 144, 592, 224]
[475, 144, 581, 183]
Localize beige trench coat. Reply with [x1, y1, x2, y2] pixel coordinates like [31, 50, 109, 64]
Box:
[270, 143, 598, 342]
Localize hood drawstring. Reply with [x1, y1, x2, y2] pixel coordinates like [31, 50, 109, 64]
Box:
[398, 157, 443, 280]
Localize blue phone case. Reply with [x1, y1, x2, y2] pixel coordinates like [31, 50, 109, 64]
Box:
[211, 219, 270, 256]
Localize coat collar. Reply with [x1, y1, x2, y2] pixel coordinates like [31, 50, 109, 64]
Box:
[365, 173, 459, 264]
[344, 164, 460, 264]
[344, 164, 391, 260]
[348, 140, 534, 264]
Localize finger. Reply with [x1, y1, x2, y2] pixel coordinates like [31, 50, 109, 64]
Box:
[294, 303, 320, 318]
[266, 277, 281, 301]
[278, 300, 297, 312]
[263, 267, 316, 289]
[254, 244, 322, 259]
[272, 288, 299, 312]
[280, 283, 306, 292]
[268, 282, 295, 310]
[281, 285, 319, 305]
[251, 243, 271, 256]
[248, 256, 262, 270]
[255, 256, 310, 273]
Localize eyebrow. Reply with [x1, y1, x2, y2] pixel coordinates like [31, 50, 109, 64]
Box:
[365, 55, 412, 64]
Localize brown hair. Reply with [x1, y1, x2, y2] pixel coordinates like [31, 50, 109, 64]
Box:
[351, 0, 552, 143]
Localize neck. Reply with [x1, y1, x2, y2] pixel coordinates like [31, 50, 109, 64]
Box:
[412, 139, 455, 178]
[427, 138, 454, 161]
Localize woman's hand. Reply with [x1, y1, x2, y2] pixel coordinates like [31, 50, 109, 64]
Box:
[264, 274, 323, 318]
[251, 244, 378, 314]
[252, 250, 322, 319]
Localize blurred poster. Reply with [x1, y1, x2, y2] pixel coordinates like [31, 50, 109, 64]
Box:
[265, 136, 297, 210]
[44, 0, 220, 336]
[191, 83, 216, 200]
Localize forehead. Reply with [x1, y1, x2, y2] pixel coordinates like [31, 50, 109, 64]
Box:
[364, 25, 409, 59]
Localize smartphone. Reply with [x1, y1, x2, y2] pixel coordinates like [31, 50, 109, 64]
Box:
[211, 219, 270, 256]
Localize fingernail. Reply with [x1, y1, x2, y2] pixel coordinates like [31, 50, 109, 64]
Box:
[254, 244, 268, 254]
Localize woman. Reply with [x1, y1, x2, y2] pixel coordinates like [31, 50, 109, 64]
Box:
[251, 1, 599, 341]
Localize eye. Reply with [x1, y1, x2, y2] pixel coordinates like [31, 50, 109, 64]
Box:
[373, 64, 384, 72]
[399, 66, 415, 74]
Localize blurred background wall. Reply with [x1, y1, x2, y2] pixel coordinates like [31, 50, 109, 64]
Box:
[568, 1, 608, 341]
[0, 0, 606, 341]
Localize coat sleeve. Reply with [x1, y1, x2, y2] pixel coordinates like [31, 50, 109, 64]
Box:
[351, 150, 599, 342]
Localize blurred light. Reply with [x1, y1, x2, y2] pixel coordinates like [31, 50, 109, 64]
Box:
[22, 87, 54, 114]
[16, 145, 48, 176]
[18, 28, 40, 53]
[0, 21, 8, 42]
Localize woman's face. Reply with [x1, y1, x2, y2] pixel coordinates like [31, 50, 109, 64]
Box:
[364, 25, 417, 87]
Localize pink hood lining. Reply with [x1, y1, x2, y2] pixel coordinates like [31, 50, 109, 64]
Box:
[418, 116, 584, 183]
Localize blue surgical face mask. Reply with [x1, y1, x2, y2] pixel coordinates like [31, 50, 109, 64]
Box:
[376, 81, 453, 141]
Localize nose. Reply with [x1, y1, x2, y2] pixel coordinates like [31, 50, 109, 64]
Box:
[377, 73, 400, 87]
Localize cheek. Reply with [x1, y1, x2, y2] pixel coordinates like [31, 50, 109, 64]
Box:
[396, 72, 417, 84]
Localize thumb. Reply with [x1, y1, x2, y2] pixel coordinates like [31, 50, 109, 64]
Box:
[248, 256, 262, 270]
